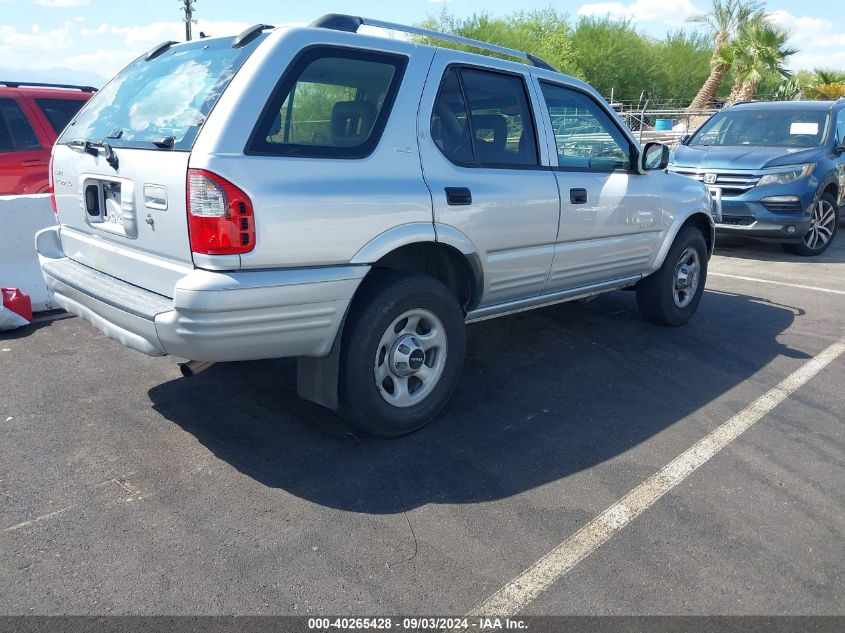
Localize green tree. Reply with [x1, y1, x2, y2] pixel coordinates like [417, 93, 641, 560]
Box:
[570, 17, 660, 102]
[687, 0, 765, 109]
[720, 18, 796, 104]
[656, 30, 714, 105]
[804, 70, 845, 100]
[418, 8, 579, 77]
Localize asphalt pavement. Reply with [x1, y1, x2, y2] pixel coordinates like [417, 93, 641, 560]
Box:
[1, 233, 843, 618]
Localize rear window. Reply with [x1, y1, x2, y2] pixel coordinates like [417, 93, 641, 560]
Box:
[58, 35, 266, 150]
[35, 98, 86, 135]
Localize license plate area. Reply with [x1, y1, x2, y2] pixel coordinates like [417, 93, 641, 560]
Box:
[82, 176, 137, 238]
[708, 186, 723, 223]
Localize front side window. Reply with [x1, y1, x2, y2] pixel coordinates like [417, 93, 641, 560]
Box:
[539, 83, 631, 172]
[35, 98, 86, 135]
[431, 67, 538, 167]
[689, 109, 830, 148]
[249, 47, 406, 158]
[0, 98, 40, 150]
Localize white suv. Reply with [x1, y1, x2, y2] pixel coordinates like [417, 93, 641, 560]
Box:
[38, 15, 714, 436]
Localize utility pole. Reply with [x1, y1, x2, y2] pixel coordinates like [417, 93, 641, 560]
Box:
[180, 0, 196, 41]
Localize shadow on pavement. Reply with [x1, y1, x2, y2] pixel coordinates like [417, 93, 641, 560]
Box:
[149, 288, 806, 514]
[0, 311, 71, 341]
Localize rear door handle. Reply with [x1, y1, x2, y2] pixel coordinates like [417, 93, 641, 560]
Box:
[570, 188, 587, 204]
[445, 187, 472, 206]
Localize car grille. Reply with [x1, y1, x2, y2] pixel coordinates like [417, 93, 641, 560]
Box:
[761, 199, 804, 213]
[670, 168, 760, 197]
[717, 216, 756, 226]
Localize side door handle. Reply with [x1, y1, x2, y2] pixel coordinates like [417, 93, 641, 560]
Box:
[570, 188, 587, 205]
[445, 187, 472, 206]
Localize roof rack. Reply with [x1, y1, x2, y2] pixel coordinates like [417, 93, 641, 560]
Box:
[0, 81, 97, 93]
[233, 23, 274, 48]
[309, 13, 557, 72]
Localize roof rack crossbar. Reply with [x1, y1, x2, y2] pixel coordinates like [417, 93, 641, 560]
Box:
[309, 14, 557, 72]
[0, 81, 97, 93]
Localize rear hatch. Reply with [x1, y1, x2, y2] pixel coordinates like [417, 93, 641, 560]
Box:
[52, 33, 266, 297]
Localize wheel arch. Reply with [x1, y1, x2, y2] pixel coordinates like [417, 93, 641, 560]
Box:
[821, 179, 840, 205]
[648, 211, 715, 274]
[298, 227, 483, 412]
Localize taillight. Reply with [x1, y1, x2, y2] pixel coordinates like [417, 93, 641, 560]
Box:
[186, 169, 255, 255]
[48, 155, 57, 214]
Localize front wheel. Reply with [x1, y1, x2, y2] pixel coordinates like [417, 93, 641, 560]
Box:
[636, 225, 708, 326]
[782, 193, 839, 257]
[338, 271, 466, 437]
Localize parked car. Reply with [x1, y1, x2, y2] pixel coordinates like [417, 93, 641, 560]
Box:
[37, 15, 714, 436]
[670, 100, 845, 256]
[0, 82, 94, 195]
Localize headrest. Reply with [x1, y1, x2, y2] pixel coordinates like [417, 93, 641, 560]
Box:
[330, 101, 378, 147]
[471, 114, 508, 150]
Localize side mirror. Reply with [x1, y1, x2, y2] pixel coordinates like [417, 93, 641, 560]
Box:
[680, 134, 691, 145]
[640, 142, 669, 173]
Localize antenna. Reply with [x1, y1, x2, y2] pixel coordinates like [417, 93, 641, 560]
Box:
[179, 0, 196, 41]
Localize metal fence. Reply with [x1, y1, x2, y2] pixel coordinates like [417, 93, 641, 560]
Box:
[612, 105, 718, 146]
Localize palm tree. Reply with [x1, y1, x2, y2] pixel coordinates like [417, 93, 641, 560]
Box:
[687, 0, 765, 109]
[720, 19, 796, 104]
[804, 70, 845, 100]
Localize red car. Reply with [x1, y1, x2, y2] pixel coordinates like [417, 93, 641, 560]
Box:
[0, 82, 95, 195]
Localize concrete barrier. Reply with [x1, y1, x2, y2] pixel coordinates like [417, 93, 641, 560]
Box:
[0, 194, 57, 311]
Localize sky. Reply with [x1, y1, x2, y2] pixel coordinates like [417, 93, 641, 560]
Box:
[0, 0, 843, 87]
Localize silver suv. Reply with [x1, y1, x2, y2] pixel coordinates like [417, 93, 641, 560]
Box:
[38, 15, 715, 436]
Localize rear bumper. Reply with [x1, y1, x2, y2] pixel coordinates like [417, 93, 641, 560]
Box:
[36, 225, 367, 361]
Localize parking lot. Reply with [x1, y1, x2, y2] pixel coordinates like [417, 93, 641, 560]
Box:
[1, 234, 844, 618]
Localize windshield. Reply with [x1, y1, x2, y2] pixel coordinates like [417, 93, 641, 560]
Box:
[689, 108, 830, 149]
[58, 34, 266, 150]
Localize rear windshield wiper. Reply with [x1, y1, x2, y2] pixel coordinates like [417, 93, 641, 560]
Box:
[151, 136, 175, 149]
[68, 139, 119, 171]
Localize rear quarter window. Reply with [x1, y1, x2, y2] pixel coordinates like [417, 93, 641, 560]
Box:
[247, 46, 407, 159]
[35, 98, 87, 135]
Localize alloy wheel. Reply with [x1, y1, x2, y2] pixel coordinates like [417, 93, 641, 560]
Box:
[803, 198, 837, 251]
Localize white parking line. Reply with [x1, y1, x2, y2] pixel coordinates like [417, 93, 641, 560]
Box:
[468, 339, 845, 617]
[3, 505, 76, 533]
[709, 272, 845, 296]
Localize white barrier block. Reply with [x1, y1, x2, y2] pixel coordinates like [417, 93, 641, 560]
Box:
[0, 194, 58, 311]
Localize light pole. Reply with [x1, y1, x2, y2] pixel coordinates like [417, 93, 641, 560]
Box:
[180, 0, 196, 41]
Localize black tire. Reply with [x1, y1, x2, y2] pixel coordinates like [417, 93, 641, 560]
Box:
[636, 225, 708, 326]
[781, 192, 839, 257]
[338, 271, 466, 437]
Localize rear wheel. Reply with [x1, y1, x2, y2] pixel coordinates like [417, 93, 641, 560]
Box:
[636, 225, 708, 326]
[782, 193, 839, 257]
[338, 271, 466, 437]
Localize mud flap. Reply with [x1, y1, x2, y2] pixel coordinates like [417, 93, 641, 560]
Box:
[296, 311, 347, 411]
